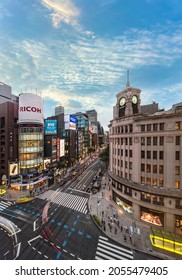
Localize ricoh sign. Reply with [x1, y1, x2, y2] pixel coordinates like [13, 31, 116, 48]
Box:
[18, 93, 44, 124]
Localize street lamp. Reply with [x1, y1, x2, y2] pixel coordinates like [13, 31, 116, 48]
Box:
[19, 175, 23, 198]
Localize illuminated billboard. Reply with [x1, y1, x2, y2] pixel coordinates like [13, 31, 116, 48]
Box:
[9, 163, 18, 176]
[45, 120, 57, 135]
[64, 115, 76, 130]
[44, 158, 51, 170]
[60, 139, 65, 157]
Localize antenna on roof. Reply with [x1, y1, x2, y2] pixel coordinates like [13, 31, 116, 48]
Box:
[126, 69, 130, 87]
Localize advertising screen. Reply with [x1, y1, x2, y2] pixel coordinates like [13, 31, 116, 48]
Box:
[18, 93, 44, 124]
[43, 158, 51, 170]
[64, 115, 76, 130]
[45, 120, 57, 135]
[9, 163, 18, 176]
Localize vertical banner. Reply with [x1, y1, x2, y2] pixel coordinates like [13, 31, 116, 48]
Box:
[57, 137, 60, 162]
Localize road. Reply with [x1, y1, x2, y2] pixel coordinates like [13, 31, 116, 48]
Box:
[0, 159, 158, 260]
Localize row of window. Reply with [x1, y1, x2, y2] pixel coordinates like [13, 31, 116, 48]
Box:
[141, 122, 181, 132]
[113, 149, 133, 157]
[141, 123, 165, 132]
[141, 176, 180, 189]
[19, 134, 43, 140]
[112, 136, 181, 146]
[141, 150, 180, 160]
[141, 150, 164, 160]
[19, 127, 43, 133]
[141, 164, 164, 174]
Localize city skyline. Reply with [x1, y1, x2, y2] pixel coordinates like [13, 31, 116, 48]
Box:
[0, 0, 182, 130]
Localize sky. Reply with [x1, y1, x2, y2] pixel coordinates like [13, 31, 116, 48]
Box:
[0, 0, 182, 130]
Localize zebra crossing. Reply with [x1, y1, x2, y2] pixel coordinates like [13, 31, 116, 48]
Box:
[95, 235, 133, 260]
[0, 201, 13, 211]
[38, 190, 88, 214]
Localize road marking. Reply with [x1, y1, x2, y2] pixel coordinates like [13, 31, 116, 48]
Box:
[28, 235, 41, 245]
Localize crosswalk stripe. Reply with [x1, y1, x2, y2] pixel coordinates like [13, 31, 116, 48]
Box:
[0, 201, 13, 211]
[98, 238, 133, 256]
[38, 191, 88, 214]
[97, 242, 133, 259]
[95, 235, 133, 260]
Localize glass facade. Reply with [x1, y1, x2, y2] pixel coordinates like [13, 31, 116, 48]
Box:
[18, 126, 44, 174]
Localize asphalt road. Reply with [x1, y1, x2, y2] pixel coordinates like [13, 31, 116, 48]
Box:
[0, 159, 158, 260]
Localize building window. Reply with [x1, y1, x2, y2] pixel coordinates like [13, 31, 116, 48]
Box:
[141, 150, 145, 158]
[176, 151, 180, 160]
[147, 164, 151, 172]
[159, 123, 164, 130]
[147, 124, 151, 131]
[141, 137, 145, 145]
[129, 137, 132, 145]
[159, 151, 164, 160]
[129, 124, 133, 133]
[141, 163, 145, 172]
[153, 137, 158, 145]
[125, 138, 128, 145]
[176, 136, 180, 145]
[141, 176, 145, 184]
[153, 123, 158, 131]
[159, 165, 164, 174]
[147, 137, 151, 145]
[147, 177, 151, 185]
[159, 137, 164, 145]
[175, 166, 180, 175]
[153, 151, 157, 159]
[129, 150, 133, 157]
[153, 165, 157, 173]
[141, 125, 145, 132]
[175, 122, 180, 130]
[129, 162, 132, 170]
[153, 178, 157, 186]
[125, 150, 128, 157]
[159, 178, 163, 186]
[175, 180, 180, 189]
[147, 151, 151, 159]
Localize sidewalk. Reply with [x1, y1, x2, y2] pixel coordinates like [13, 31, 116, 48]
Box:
[88, 174, 175, 260]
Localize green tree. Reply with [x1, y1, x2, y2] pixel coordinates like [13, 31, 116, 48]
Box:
[99, 145, 109, 167]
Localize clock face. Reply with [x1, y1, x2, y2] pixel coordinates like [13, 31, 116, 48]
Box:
[119, 97, 126, 107]
[132, 95, 138, 104]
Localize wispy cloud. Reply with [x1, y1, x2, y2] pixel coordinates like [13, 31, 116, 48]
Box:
[40, 0, 80, 28]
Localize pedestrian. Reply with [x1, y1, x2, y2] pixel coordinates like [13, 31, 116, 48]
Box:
[129, 235, 132, 243]
[104, 225, 106, 231]
[115, 227, 117, 234]
[120, 225, 123, 232]
[124, 235, 127, 242]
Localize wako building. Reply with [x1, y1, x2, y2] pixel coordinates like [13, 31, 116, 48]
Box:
[109, 81, 182, 239]
[11, 93, 48, 193]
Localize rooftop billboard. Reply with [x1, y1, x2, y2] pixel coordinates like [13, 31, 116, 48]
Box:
[18, 93, 44, 124]
[45, 120, 57, 135]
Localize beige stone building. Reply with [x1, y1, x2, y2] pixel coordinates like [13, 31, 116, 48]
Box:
[109, 82, 182, 234]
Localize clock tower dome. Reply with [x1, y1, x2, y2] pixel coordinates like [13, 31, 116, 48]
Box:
[113, 72, 141, 119]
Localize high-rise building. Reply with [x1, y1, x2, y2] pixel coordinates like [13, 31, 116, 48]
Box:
[10, 92, 48, 193]
[109, 81, 182, 237]
[86, 109, 97, 122]
[55, 105, 64, 116]
[0, 82, 18, 185]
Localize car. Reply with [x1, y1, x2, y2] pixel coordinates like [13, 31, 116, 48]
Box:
[92, 188, 97, 194]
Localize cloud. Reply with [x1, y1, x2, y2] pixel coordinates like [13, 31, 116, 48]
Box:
[40, 0, 80, 28]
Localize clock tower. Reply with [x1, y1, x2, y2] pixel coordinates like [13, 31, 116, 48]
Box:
[113, 72, 141, 118]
